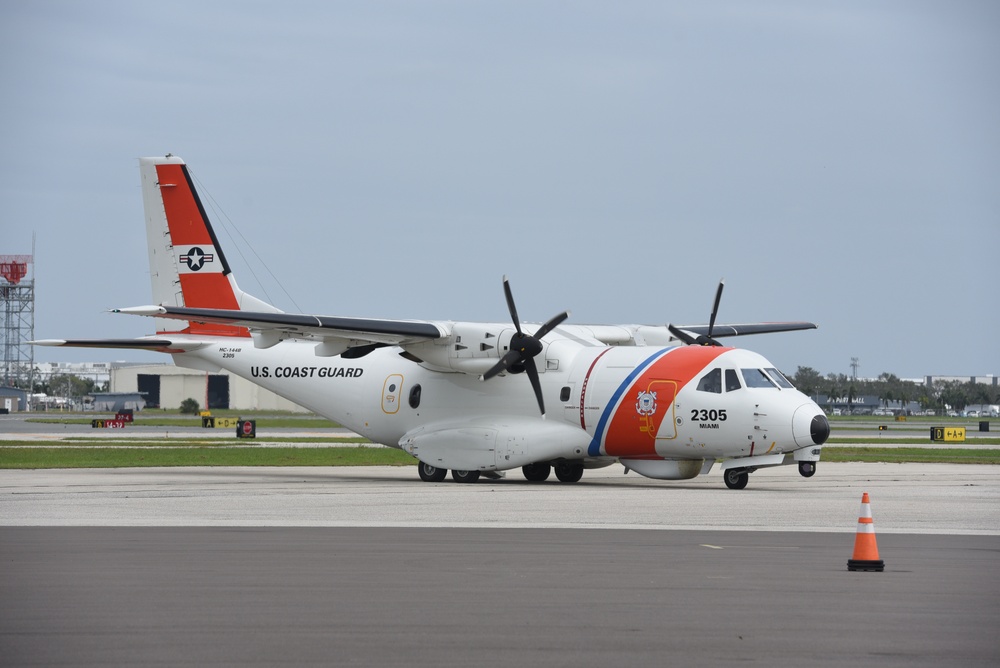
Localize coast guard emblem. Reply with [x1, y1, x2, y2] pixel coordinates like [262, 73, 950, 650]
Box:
[636, 391, 657, 416]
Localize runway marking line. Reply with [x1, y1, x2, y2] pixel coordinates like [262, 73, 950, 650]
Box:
[701, 544, 801, 550]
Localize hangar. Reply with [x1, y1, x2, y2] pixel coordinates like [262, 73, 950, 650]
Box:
[109, 364, 307, 412]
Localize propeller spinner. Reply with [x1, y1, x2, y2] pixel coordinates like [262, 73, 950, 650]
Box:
[668, 279, 726, 346]
[481, 276, 569, 417]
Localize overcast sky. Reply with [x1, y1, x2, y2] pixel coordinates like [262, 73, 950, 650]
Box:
[2, 1, 997, 380]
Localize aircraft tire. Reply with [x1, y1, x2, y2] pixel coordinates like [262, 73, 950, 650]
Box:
[798, 461, 817, 478]
[724, 468, 749, 490]
[451, 470, 481, 483]
[554, 462, 584, 483]
[418, 463, 448, 483]
[522, 462, 551, 482]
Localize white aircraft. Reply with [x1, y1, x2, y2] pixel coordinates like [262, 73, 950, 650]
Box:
[35, 154, 829, 489]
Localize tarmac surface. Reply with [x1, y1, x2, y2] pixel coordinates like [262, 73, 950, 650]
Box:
[1, 464, 999, 666]
[1, 417, 999, 666]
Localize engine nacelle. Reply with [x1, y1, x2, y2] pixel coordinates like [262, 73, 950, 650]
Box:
[403, 323, 510, 374]
[400, 416, 591, 472]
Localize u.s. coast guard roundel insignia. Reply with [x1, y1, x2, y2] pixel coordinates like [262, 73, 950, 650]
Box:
[636, 390, 657, 416]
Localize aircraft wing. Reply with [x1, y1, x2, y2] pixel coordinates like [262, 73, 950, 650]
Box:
[673, 322, 817, 338]
[114, 305, 446, 346]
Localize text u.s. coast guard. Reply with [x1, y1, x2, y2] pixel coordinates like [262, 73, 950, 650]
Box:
[250, 366, 363, 379]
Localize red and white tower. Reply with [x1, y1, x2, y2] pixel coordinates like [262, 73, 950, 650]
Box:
[1, 253, 34, 391]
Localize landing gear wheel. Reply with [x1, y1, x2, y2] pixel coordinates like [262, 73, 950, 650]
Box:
[522, 462, 551, 482]
[451, 469, 481, 483]
[724, 468, 749, 490]
[418, 462, 447, 482]
[798, 461, 817, 478]
[554, 462, 584, 483]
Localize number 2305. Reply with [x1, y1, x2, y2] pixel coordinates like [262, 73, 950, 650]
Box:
[692, 409, 727, 422]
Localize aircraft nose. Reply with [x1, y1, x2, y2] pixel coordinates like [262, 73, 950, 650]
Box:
[810, 413, 830, 445]
[793, 405, 830, 447]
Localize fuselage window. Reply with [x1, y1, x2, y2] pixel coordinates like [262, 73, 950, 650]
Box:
[697, 368, 722, 393]
[765, 368, 795, 389]
[408, 384, 422, 409]
[560, 386, 571, 402]
[725, 369, 742, 392]
[742, 368, 778, 388]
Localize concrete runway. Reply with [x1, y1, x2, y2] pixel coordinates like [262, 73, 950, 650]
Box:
[2, 463, 999, 532]
[1, 463, 999, 666]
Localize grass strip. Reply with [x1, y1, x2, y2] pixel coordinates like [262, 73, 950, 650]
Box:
[56, 437, 373, 446]
[27, 417, 343, 428]
[822, 447, 1000, 465]
[3, 445, 998, 469]
[0, 446, 415, 469]
[828, 437, 1000, 446]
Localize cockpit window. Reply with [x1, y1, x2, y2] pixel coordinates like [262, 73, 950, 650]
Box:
[696, 368, 722, 394]
[725, 369, 742, 392]
[741, 368, 778, 388]
[765, 368, 794, 389]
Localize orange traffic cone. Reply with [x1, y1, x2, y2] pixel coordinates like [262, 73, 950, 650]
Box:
[847, 492, 885, 572]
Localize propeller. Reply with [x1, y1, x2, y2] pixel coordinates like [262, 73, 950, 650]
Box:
[481, 276, 569, 417]
[668, 279, 726, 346]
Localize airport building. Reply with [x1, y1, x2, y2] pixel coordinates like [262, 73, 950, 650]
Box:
[109, 364, 308, 413]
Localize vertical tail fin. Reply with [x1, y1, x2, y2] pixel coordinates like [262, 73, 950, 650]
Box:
[139, 155, 279, 337]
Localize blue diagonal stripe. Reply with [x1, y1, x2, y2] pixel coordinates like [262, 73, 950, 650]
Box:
[587, 348, 676, 456]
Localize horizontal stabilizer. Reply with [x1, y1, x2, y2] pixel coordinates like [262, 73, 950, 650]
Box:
[30, 338, 205, 352]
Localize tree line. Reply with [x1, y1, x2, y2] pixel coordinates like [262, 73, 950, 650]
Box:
[789, 368, 999, 413]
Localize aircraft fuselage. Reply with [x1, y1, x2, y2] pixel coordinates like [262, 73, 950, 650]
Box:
[177, 332, 827, 476]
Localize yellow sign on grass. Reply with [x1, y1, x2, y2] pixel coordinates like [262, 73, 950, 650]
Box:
[930, 427, 966, 443]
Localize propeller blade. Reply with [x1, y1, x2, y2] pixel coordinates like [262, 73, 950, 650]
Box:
[482, 275, 569, 416]
[668, 324, 697, 345]
[533, 310, 570, 340]
[482, 349, 521, 381]
[502, 276, 523, 335]
[708, 279, 725, 340]
[523, 357, 545, 417]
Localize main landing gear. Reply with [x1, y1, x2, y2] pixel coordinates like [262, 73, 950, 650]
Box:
[450, 469, 481, 483]
[521, 461, 584, 483]
[521, 462, 583, 482]
[416, 461, 585, 484]
[415, 463, 481, 483]
[417, 462, 447, 482]
[798, 461, 817, 477]
[522, 462, 551, 482]
[553, 462, 584, 483]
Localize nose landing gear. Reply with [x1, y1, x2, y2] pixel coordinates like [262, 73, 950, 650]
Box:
[723, 468, 749, 490]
